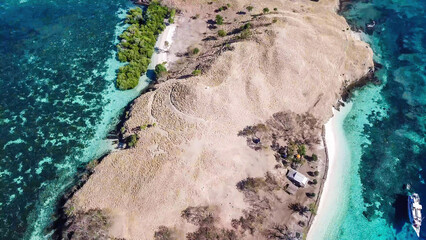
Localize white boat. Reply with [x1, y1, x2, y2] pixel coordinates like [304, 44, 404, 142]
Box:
[408, 193, 422, 237]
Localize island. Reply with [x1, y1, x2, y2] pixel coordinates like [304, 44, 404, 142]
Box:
[55, 0, 373, 239]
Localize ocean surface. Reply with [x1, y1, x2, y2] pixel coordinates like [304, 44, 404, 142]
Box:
[323, 0, 425, 239]
[0, 0, 154, 239]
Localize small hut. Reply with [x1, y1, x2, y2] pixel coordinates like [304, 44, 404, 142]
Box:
[286, 169, 309, 187]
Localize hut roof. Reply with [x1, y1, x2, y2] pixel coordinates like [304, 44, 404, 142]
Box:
[287, 169, 309, 187]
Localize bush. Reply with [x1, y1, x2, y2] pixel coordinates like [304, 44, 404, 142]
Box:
[154, 63, 168, 79]
[309, 203, 317, 215]
[311, 179, 318, 185]
[246, 6, 254, 12]
[215, 14, 224, 25]
[263, 8, 270, 14]
[306, 192, 316, 198]
[116, 3, 170, 90]
[272, 18, 278, 23]
[236, 177, 266, 193]
[192, 69, 201, 76]
[169, 8, 176, 23]
[86, 159, 99, 171]
[297, 144, 306, 156]
[274, 7, 278, 11]
[127, 134, 139, 148]
[239, 29, 251, 39]
[218, 29, 226, 37]
[312, 154, 318, 161]
[191, 47, 200, 55]
[314, 170, 319, 176]
[242, 22, 251, 29]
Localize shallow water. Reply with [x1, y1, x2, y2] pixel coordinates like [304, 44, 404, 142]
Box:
[0, 1, 153, 238]
[321, 0, 425, 239]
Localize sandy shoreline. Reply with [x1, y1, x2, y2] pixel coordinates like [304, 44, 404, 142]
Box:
[153, 23, 177, 67]
[307, 103, 353, 240]
[62, 0, 375, 238]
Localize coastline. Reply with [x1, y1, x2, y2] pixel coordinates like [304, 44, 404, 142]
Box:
[307, 103, 353, 240]
[52, 0, 375, 238]
[49, 16, 178, 238]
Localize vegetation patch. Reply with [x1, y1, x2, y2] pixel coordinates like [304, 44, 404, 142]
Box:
[218, 29, 227, 37]
[192, 69, 201, 76]
[215, 14, 224, 25]
[116, 3, 172, 90]
[127, 134, 139, 148]
[155, 63, 168, 79]
[181, 206, 237, 240]
[154, 226, 177, 240]
[60, 209, 110, 240]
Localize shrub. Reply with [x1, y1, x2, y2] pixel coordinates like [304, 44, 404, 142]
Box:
[237, 177, 266, 192]
[215, 15, 224, 25]
[242, 23, 251, 29]
[169, 8, 176, 23]
[306, 192, 316, 198]
[311, 179, 318, 185]
[274, 7, 278, 11]
[263, 8, 270, 14]
[227, 3, 231, 7]
[127, 134, 139, 148]
[309, 203, 317, 215]
[246, 6, 254, 12]
[314, 170, 319, 176]
[272, 18, 278, 23]
[86, 159, 99, 171]
[218, 29, 226, 37]
[154, 226, 174, 240]
[154, 63, 168, 79]
[191, 47, 200, 55]
[192, 69, 201, 76]
[297, 144, 306, 156]
[312, 154, 318, 161]
[239, 29, 251, 39]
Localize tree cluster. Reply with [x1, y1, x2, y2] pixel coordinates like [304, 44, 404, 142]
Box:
[116, 3, 173, 90]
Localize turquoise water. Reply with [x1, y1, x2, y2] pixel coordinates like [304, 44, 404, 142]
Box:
[0, 1, 154, 239]
[327, 0, 425, 239]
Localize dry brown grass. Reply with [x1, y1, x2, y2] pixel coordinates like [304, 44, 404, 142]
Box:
[68, 0, 373, 239]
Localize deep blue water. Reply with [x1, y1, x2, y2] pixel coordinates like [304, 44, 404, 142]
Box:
[0, 0, 154, 239]
[332, 0, 425, 239]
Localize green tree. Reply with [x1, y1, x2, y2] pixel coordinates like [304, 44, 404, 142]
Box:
[169, 9, 176, 23]
[116, 3, 171, 90]
[127, 134, 139, 148]
[154, 63, 168, 79]
[246, 6, 254, 12]
[297, 144, 306, 156]
[216, 14, 224, 25]
[263, 8, 270, 14]
[218, 29, 226, 37]
[274, 7, 278, 11]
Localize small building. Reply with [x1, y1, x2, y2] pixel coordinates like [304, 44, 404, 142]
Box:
[287, 169, 309, 187]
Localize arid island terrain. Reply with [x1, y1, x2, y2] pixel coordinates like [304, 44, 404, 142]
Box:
[58, 0, 373, 239]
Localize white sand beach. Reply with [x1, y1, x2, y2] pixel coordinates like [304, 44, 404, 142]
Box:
[154, 23, 177, 67]
[307, 103, 353, 240]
